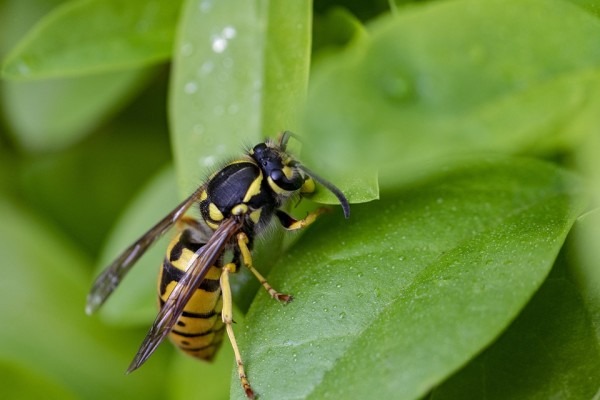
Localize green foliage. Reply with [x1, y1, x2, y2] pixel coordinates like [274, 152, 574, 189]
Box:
[232, 158, 589, 399]
[1, 0, 598, 400]
[304, 0, 600, 188]
[1, 0, 181, 79]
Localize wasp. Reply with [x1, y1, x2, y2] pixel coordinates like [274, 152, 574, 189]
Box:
[86, 132, 350, 399]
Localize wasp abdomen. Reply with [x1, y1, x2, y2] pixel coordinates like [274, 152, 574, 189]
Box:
[158, 231, 225, 361]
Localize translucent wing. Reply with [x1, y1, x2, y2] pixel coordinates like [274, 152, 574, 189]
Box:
[127, 217, 244, 373]
[86, 188, 204, 315]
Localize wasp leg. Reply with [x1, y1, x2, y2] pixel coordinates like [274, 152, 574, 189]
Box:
[221, 262, 255, 400]
[237, 232, 292, 303]
[275, 207, 329, 231]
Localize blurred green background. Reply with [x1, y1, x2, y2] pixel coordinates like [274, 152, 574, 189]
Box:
[1, 0, 599, 399]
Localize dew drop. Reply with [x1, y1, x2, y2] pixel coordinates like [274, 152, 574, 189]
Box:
[198, 0, 211, 13]
[213, 105, 225, 116]
[180, 42, 193, 57]
[212, 36, 227, 53]
[381, 72, 412, 102]
[202, 155, 217, 167]
[227, 103, 239, 115]
[193, 124, 205, 135]
[222, 26, 237, 39]
[16, 61, 30, 75]
[198, 61, 214, 76]
[184, 81, 198, 94]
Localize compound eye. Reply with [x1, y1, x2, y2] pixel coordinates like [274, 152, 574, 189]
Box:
[253, 143, 267, 152]
[270, 169, 284, 182]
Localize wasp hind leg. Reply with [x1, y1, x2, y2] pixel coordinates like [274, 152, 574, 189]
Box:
[221, 262, 255, 399]
[236, 232, 292, 303]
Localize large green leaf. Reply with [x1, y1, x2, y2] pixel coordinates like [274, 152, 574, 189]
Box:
[169, 0, 375, 203]
[170, 0, 312, 196]
[430, 256, 600, 400]
[2, 71, 153, 151]
[0, 360, 77, 400]
[0, 0, 158, 151]
[230, 158, 585, 399]
[303, 0, 600, 187]
[571, 209, 600, 337]
[1, 0, 182, 79]
[0, 197, 169, 400]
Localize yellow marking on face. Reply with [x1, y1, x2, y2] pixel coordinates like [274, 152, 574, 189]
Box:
[242, 173, 262, 202]
[208, 203, 224, 222]
[301, 176, 315, 194]
[200, 190, 208, 201]
[282, 165, 294, 180]
[267, 176, 292, 195]
[231, 204, 249, 216]
[249, 209, 262, 224]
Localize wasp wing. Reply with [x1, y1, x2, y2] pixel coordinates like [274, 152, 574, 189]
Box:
[126, 217, 243, 373]
[86, 188, 204, 315]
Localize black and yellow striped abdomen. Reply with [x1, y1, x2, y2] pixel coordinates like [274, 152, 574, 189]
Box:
[158, 229, 225, 361]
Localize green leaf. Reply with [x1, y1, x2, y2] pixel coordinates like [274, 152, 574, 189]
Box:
[94, 166, 179, 326]
[231, 158, 586, 399]
[430, 257, 600, 400]
[0, 360, 78, 400]
[1, 0, 182, 79]
[568, 0, 600, 17]
[2, 70, 154, 151]
[0, 0, 158, 151]
[168, 0, 375, 204]
[571, 209, 600, 336]
[0, 197, 169, 400]
[313, 6, 368, 62]
[303, 0, 600, 188]
[170, 0, 310, 196]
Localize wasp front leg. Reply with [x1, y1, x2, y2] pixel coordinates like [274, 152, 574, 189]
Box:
[236, 233, 292, 303]
[275, 207, 329, 231]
